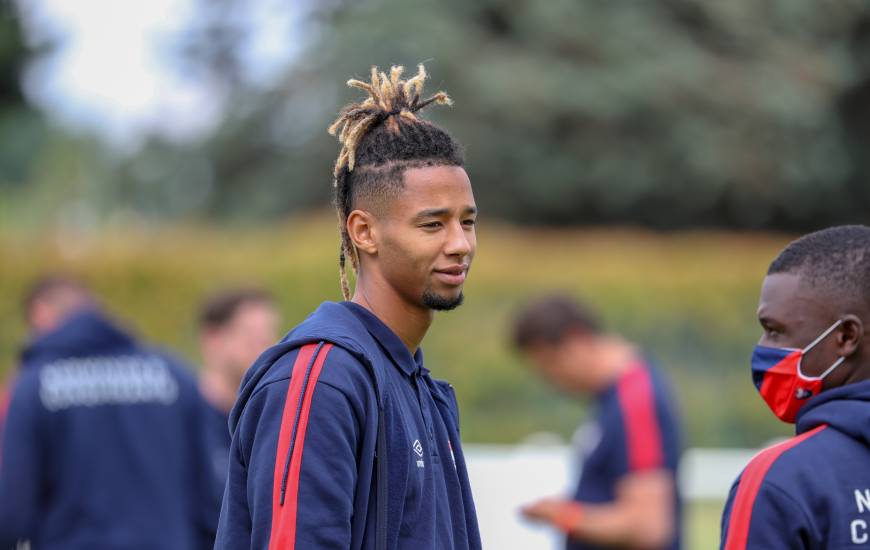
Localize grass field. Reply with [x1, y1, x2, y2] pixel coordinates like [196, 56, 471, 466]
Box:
[0, 214, 796, 447]
[688, 500, 724, 549]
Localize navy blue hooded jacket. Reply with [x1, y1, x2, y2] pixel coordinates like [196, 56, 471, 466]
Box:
[721, 379, 870, 549]
[0, 310, 220, 549]
[214, 301, 481, 550]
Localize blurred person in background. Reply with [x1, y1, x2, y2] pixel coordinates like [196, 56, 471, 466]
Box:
[214, 64, 482, 549]
[197, 288, 279, 500]
[720, 225, 870, 549]
[512, 294, 682, 550]
[0, 275, 220, 549]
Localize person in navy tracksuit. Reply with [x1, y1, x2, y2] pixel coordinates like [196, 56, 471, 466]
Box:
[721, 225, 870, 549]
[0, 276, 220, 549]
[214, 64, 482, 549]
[512, 295, 682, 550]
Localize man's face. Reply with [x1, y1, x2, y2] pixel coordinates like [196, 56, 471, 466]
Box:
[522, 336, 595, 394]
[757, 272, 843, 385]
[205, 302, 280, 377]
[373, 165, 477, 311]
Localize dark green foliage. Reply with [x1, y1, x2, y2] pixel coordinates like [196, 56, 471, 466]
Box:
[114, 0, 870, 230]
[6, 0, 870, 229]
[0, 2, 48, 187]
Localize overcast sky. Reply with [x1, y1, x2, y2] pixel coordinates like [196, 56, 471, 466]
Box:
[15, 0, 301, 148]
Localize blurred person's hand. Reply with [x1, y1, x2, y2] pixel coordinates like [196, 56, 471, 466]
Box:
[521, 497, 583, 531]
[519, 472, 675, 548]
[520, 497, 560, 523]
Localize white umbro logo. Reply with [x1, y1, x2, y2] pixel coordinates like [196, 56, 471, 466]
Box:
[413, 439, 425, 468]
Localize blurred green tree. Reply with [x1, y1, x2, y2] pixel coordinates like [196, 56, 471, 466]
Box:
[837, 13, 870, 212]
[133, 0, 869, 229]
[0, 1, 49, 188]
[6, 0, 870, 230]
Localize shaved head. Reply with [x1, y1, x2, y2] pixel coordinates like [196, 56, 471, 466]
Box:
[768, 225, 870, 313]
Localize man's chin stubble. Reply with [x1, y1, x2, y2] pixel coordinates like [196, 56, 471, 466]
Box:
[422, 290, 464, 311]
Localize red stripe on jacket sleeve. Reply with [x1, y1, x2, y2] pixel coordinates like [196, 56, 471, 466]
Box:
[616, 363, 664, 471]
[0, 387, 10, 422]
[268, 343, 334, 550]
[723, 424, 828, 550]
[0, 385, 10, 471]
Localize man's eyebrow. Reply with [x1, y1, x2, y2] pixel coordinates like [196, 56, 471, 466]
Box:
[412, 208, 450, 220]
[412, 206, 478, 221]
[758, 315, 780, 327]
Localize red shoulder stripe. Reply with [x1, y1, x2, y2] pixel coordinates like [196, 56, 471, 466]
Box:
[0, 385, 10, 471]
[268, 343, 334, 550]
[723, 424, 828, 550]
[616, 363, 663, 471]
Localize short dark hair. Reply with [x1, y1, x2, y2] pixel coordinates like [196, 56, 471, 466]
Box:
[22, 275, 90, 318]
[512, 294, 602, 349]
[198, 288, 275, 331]
[768, 225, 870, 308]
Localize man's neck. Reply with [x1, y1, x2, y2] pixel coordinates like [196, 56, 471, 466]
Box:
[840, 353, 870, 387]
[199, 365, 240, 414]
[352, 276, 433, 353]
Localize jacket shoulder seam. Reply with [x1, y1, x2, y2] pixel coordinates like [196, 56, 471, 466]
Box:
[246, 349, 370, 403]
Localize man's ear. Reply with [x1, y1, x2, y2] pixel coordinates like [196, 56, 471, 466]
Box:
[347, 209, 378, 256]
[837, 314, 863, 358]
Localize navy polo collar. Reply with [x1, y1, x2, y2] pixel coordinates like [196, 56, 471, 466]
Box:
[341, 301, 425, 377]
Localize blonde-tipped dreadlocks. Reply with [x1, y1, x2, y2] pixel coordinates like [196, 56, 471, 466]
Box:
[328, 64, 464, 300]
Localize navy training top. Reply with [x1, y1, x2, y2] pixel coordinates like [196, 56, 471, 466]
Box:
[568, 360, 683, 550]
[720, 379, 870, 549]
[214, 300, 481, 550]
[0, 310, 220, 549]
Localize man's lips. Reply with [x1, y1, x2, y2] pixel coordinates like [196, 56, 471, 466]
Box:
[433, 265, 469, 286]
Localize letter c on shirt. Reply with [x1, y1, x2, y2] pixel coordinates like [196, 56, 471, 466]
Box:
[852, 519, 868, 544]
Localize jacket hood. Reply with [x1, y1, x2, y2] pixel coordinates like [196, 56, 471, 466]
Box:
[228, 301, 385, 435]
[19, 309, 138, 368]
[797, 379, 870, 445]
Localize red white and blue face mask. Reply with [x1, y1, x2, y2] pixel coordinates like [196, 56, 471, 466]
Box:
[751, 319, 845, 423]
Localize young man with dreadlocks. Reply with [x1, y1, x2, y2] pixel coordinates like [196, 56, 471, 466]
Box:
[720, 225, 870, 549]
[214, 65, 482, 549]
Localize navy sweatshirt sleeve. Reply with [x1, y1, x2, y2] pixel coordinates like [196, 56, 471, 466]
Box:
[215, 344, 369, 549]
[720, 480, 817, 549]
[0, 370, 43, 545]
[719, 425, 829, 550]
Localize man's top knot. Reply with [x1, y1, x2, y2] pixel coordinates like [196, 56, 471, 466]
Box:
[328, 64, 453, 178]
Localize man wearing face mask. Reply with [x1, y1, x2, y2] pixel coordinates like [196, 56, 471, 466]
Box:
[720, 225, 870, 549]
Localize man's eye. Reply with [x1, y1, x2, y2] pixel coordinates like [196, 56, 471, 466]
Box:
[421, 221, 442, 228]
[462, 219, 476, 227]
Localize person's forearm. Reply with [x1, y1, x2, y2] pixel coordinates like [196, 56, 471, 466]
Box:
[554, 500, 673, 550]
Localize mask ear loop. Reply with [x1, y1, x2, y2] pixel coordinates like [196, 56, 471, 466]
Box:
[818, 356, 846, 379]
[797, 319, 845, 379]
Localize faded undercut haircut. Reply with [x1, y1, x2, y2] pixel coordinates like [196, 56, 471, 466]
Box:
[512, 294, 602, 349]
[768, 225, 870, 309]
[328, 63, 464, 299]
